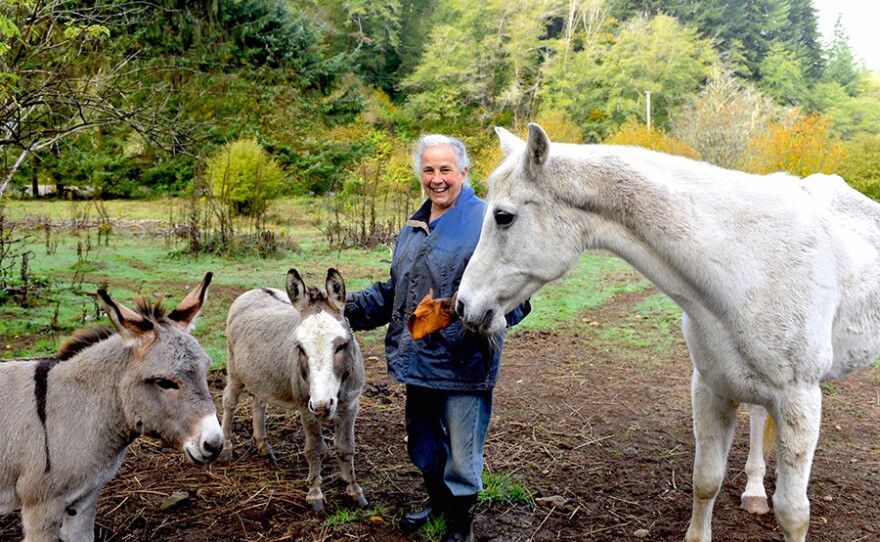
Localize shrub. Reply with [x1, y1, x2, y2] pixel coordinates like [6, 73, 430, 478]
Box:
[839, 134, 880, 201]
[746, 110, 848, 177]
[204, 138, 284, 217]
[604, 118, 700, 159]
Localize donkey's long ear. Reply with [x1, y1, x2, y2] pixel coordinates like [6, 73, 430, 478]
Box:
[525, 123, 551, 177]
[97, 290, 154, 347]
[286, 269, 309, 312]
[325, 268, 346, 313]
[169, 272, 213, 330]
[495, 126, 525, 157]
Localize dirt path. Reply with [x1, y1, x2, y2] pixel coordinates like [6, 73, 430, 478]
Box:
[1, 287, 878, 541]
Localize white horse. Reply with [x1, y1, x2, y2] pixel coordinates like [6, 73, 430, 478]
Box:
[455, 124, 880, 542]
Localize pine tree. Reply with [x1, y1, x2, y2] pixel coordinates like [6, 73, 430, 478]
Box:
[823, 15, 859, 96]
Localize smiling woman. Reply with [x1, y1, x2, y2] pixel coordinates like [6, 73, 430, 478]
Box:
[345, 133, 530, 542]
[415, 135, 469, 221]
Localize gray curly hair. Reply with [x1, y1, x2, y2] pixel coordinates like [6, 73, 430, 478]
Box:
[412, 134, 470, 181]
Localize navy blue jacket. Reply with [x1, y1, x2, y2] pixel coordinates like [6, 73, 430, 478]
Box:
[345, 185, 530, 391]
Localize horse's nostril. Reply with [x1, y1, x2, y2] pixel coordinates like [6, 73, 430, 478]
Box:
[455, 299, 466, 318]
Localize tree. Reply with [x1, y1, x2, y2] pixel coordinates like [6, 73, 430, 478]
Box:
[541, 14, 718, 138]
[400, 0, 563, 131]
[205, 138, 284, 218]
[822, 15, 859, 96]
[758, 41, 808, 106]
[0, 2, 187, 197]
[670, 68, 779, 169]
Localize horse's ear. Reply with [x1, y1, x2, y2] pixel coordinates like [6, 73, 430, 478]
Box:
[286, 268, 309, 312]
[325, 268, 346, 313]
[169, 272, 213, 330]
[495, 126, 525, 157]
[526, 123, 551, 175]
[97, 290, 154, 347]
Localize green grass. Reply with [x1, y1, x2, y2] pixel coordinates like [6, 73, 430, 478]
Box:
[478, 470, 532, 506]
[416, 514, 447, 542]
[516, 253, 652, 332]
[324, 505, 388, 527]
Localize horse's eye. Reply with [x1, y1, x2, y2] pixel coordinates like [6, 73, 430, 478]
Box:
[494, 210, 515, 227]
[155, 379, 179, 390]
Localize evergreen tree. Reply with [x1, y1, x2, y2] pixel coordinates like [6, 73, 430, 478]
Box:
[823, 15, 859, 96]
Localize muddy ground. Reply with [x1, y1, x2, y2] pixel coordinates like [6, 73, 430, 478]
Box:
[1, 287, 878, 541]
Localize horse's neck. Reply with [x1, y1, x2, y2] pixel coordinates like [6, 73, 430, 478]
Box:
[562, 151, 717, 311]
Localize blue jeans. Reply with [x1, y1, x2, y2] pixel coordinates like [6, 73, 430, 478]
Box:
[405, 385, 493, 496]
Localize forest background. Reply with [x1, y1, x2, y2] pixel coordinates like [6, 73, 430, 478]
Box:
[1, 0, 879, 256]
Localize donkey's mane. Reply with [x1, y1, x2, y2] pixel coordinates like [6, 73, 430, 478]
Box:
[56, 325, 116, 361]
[55, 296, 173, 361]
[133, 296, 171, 322]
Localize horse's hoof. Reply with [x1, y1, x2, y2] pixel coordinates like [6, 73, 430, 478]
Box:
[354, 495, 368, 508]
[309, 500, 325, 513]
[741, 495, 770, 515]
[219, 447, 233, 462]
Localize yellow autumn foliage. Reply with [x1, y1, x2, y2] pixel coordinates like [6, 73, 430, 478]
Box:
[746, 110, 848, 177]
[604, 118, 701, 159]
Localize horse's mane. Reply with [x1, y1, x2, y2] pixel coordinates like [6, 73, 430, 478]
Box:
[55, 296, 172, 361]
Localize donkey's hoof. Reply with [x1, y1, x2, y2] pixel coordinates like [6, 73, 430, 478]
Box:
[309, 500, 325, 513]
[219, 445, 233, 462]
[741, 495, 770, 515]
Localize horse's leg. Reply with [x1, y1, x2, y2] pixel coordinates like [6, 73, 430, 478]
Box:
[252, 396, 276, 461]
[21, 500, 64, 542]
[60, 485, 102, 542]
[301, 410, 327, 512]
[335, 401, 368, 507]
[220, 372, 244, 461]
[685, 369, 738, 542]
[771, 386, 821, 542]
[741, 403, 771, 514]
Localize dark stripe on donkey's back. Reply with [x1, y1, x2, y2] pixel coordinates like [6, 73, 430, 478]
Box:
[34, 357, 61, 472]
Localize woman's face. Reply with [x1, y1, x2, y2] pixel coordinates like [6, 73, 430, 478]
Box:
[420, 144, 467, 219]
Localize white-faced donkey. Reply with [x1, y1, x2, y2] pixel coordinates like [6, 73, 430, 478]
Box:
[221, 268, 367, 512]
[0, 273, 224, 542]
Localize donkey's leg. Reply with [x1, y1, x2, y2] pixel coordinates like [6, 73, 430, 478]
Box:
[335, 401, 368, 507]
[685, 370, 738, 542]
[220, 372, 245, 461]
[771, 386, 821, 542]
[301, 410, 328, 512]
[60, 485, 102, 542]
[251, 396, 276, 461]
[741, 404, 770, 514]
[21, 501, 64, 542]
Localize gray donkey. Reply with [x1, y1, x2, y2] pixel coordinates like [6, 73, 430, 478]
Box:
[221, 268, 367, 512]
[0, 273, 224, 542]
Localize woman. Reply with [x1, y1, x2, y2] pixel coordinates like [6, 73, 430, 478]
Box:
[345, 134, 530, 541]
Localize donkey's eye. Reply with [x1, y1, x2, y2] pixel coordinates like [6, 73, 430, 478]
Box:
[155, 379, 179, 391]
[494, 210, 515, 227]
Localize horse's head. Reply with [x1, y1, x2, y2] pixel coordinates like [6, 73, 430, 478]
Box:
[457, 124, 588, 335]
[287, 268, 358, 420]
[98, 273, 224, 465]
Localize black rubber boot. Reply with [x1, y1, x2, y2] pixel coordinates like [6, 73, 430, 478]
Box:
[444, 494, 477, 542]
[400, 473, 451, 533]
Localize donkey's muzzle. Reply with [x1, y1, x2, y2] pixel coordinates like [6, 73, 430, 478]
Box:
[185, 415, 224, 465]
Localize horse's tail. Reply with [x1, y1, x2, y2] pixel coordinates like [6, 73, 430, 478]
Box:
[763, 414, 777, 461]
